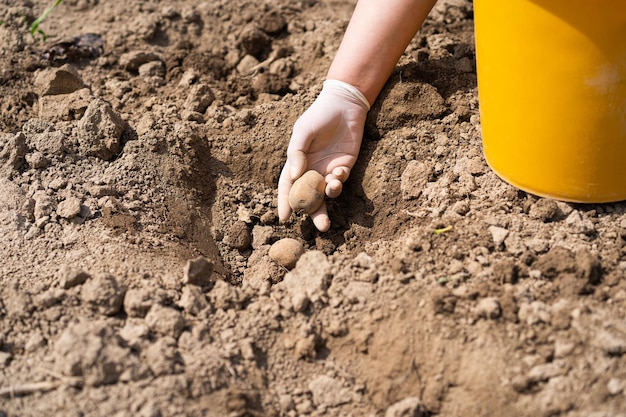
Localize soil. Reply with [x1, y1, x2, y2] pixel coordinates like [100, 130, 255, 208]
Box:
[1, 1, 626, 416]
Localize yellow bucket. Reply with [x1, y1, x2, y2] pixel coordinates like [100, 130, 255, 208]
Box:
[474, 0, 626, 202]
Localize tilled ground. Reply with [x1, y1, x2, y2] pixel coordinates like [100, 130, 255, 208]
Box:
[1, 1, 626, 416]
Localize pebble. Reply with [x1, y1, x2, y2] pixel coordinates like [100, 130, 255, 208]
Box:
[488, 225, 509, 247]
[119, 320, 150, 349]
[268, 238, 305, 270]
[237, 54, 260, 74]
[56, 197, 82, 219]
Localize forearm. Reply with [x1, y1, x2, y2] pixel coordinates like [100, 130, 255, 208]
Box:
[326, 0, 437, 105]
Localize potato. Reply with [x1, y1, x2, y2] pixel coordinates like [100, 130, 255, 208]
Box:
[288, 170, 325, 214]
[268, 238, 305, 270]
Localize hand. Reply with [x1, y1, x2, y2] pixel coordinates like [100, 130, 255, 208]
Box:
[278, 79, 370, 232]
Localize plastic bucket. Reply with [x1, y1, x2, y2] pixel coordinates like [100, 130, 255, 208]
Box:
[474, 0, 626, 202]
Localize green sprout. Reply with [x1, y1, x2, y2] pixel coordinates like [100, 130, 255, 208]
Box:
[433, 225, 453, 235]
[29, 0, 63, 41]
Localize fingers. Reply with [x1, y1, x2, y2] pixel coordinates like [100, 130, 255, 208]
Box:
[277, 151, 309, 224]
[310, 203, 331, 232]
[277, 164, 293, 223]
[288, 150, 307, 180]
[326, 178, 343, 198]
[325, 166, 350, 198]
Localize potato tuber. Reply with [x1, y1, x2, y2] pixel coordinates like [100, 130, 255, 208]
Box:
[288, 170, 325, 214]
[268, 238, 305, 270]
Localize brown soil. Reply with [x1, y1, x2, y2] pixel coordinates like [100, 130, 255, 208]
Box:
[2, 1, 626, 416]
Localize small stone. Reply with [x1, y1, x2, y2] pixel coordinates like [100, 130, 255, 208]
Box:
[56, 197, 82, 219]
[488, 226, 509, 247]
[294, 334, 317, 359]
[81, 273, 125, 316]
[183, 256, 214, 287]
[268, 238, 305, 270]
[58, 265, 90, 289]
[553, 340, 576, 358]
[145, 304, 185, 338]
[1, 132, 27, 170]
[225, 221, 252, 250]
[239, 338, 256, 361]
[385, 397, 428, 417]
[178, 69, 198, 87]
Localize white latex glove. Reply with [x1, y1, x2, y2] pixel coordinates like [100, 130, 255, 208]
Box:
[278, 79, 370, 232]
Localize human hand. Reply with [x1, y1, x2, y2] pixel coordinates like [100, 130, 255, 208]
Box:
[278, 79, 370, 232]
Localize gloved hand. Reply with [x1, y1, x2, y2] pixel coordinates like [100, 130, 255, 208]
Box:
[278, 79, 371, 232]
